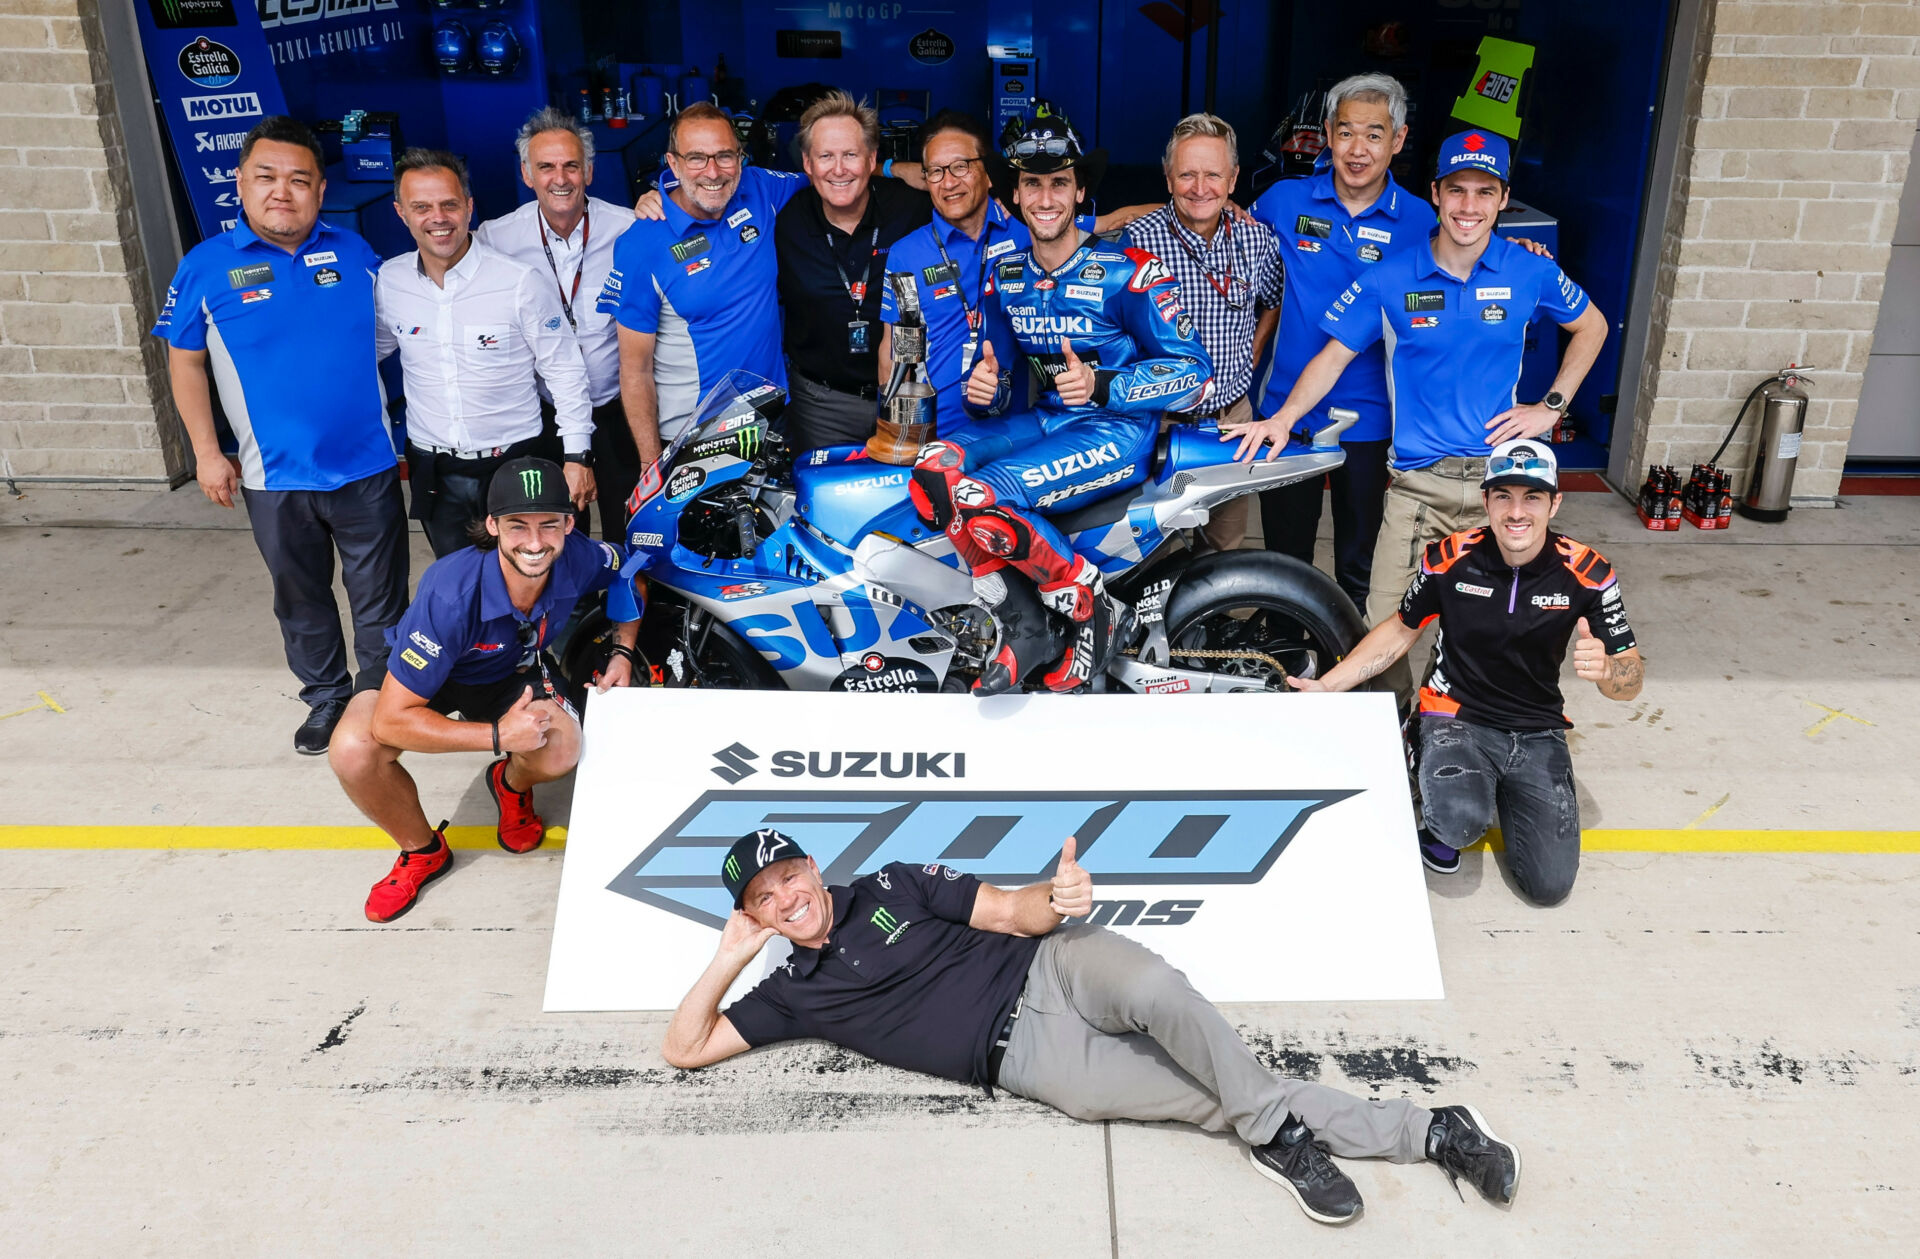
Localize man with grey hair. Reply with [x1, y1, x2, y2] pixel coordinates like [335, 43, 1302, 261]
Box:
[1126, 113, 1283, 553]
[477, 108, 641, 540]
[773, 89, 932, 451]
[1239, 74, 1433, 612]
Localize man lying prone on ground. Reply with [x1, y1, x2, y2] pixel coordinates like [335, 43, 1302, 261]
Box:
[664, 828, 1520, 1225]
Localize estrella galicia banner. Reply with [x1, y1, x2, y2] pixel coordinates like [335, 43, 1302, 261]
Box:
[135, 0, 288, 240]
[545, 691, 1444, 1010]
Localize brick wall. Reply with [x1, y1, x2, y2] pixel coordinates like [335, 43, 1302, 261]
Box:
[0, 0, 179, 485]
[1629, 0, 1920, 502]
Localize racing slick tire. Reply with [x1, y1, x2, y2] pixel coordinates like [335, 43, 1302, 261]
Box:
[1159, 549, 1372, 691]
[557, 592, 784, 692]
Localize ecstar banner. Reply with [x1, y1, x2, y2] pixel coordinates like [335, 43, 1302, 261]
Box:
[545, 690, 1443, 1011]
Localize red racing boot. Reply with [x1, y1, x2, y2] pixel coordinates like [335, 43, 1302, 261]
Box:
[1039, 558, 1131, 693]
[364, 824, 453, 923]
[486, 758, 547, 853]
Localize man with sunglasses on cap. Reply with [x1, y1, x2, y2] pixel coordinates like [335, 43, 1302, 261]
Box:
[1226, 129, 1609, 703]
[662, 827, 1522, 1226]
[327, 457, 642, 923]
[1288, 440, 1643, 901]
[910, 109, 1215, 695]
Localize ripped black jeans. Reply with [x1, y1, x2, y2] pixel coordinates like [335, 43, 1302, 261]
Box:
[1417, 715, 1581, 905]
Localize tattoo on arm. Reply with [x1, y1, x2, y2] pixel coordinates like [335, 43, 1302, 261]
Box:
[1602, 654, 1643, 695]
[1354, 650, 1397, 683]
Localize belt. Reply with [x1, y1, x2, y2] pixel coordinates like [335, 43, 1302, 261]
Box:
[415, 442, 514, 462]
[1413, 455, 1491, 478]
[1169, 392, 1247, 422]
[796, 369, 879, 402]
[984, 993, 1025, 1087]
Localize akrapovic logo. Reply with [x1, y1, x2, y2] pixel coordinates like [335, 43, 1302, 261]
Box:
[608, 788, 1356, 929]
[709, 743, 967, 782]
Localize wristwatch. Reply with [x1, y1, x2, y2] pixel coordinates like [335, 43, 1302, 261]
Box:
[564, 450, 596, 467]
[1540, 391, 1569, 414]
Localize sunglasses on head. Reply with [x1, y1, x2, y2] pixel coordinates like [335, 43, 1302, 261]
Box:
[1487, 453, 1554, 478]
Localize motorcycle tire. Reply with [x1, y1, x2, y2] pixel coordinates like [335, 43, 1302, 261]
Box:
[557, 593, 785, 691]
[1159, 549, 1372, 689]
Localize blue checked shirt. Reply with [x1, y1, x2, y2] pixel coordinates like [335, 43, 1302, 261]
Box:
[1124, 205, 1282, 410]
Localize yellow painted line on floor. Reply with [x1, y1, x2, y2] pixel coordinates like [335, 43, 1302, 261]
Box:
[2, 825, 1917, 854]
[0, 825, 566, 851]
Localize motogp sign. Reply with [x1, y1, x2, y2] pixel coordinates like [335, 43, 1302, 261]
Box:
[544, 690, 1444, 1010]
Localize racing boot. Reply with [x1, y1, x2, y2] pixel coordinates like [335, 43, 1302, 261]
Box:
[1038, 558, 1132, 694]
[972, 570, 1065, 697]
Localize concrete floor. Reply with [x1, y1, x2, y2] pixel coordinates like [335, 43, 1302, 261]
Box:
[2, 486, 1917, 1255]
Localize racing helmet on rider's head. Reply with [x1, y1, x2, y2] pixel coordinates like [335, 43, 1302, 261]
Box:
[1001, 100, 1107, 192]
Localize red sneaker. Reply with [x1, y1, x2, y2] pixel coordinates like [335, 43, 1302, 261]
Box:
[364, 828, 453, 923]
[486, 758, 546, 853]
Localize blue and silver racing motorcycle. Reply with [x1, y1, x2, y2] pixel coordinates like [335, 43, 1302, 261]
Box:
[563, 372, 1366, 696]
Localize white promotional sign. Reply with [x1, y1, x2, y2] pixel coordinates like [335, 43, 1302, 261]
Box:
[544, 690, 1443, 1011]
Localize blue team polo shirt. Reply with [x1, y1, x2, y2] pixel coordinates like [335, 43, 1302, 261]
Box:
[1252, 167, 1435, 443]
[879, 200, 1030, 428]
[597, 167, 806, 430]
[383, 533, 636, 698]
[1319, 231, 1591, 470]
[151, 218, 393, 492]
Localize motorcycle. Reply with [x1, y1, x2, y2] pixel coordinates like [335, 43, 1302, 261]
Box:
[562, 372, 1367, 697]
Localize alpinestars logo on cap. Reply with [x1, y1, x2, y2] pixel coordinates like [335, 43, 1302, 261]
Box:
[519, 467, 543, 496]
[711, 742, 760, 783]
[753, 828, 792, 865]
[1463, 133, 1487, 152]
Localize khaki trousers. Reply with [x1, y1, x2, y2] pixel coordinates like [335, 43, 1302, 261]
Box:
[1364, 457, 1489, 705]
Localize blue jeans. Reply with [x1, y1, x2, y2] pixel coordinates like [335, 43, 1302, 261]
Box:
[1418, 715, 1581, 905]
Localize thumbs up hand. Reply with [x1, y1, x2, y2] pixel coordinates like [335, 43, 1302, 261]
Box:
[1571, 616, 1608, 682]
[1049, 835, 1093, 918]
[1054, 338, 1097, 408]
[965, 338, 1003, 407]
[495, 685, 553, 753]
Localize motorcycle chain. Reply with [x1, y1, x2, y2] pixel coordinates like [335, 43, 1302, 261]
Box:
[1121, 645, 1292, 682]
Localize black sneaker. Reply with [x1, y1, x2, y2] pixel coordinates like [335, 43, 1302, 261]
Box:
[1419, 829, 1461, 874]
[1249, 1115, 1363, 1225]
[1427, 1104, 1520, 1205]
[294, 699, 347, 755]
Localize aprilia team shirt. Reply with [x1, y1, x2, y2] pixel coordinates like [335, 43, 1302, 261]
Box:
[1399, 528, 1636, 731]
[383, 535, 635, 698]
[724, 862, 1038, 1087]
[1319, 232, 1589, 470]
[597, 167, 807, 443]
[152, 218, 394, 493]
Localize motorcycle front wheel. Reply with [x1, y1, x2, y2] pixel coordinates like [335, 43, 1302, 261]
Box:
[1159, 549, 1369, 690]
[557, 594, 783, 691]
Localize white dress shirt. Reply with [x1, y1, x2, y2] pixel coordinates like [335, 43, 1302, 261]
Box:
[476, 195, 634, 406]
[375, 239, 593, 455]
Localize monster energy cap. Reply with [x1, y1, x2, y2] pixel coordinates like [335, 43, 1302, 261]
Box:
[722, 828, 812, 909]
[486, 456, 573, 517]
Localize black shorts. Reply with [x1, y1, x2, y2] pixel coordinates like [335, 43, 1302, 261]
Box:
[353, 654, 569, 724]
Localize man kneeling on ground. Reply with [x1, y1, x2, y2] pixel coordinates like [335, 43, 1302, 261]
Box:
[664, 828, 1520, 1225]
[330, 457, 641, 921]
[1290, 440, 1644, 901]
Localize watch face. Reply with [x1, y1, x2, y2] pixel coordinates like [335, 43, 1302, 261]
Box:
[1543, 392, 1566, 411]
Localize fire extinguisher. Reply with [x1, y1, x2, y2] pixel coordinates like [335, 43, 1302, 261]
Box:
[1704, 365, 1815, 523]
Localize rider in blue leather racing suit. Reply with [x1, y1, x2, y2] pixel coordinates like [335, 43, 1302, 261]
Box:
[909, 111, 1214, 695]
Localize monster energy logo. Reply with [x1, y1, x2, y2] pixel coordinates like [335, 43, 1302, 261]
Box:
[519, 467, 543, 496]
[871, 906, 910, 943]
[724, 854, 741, 883]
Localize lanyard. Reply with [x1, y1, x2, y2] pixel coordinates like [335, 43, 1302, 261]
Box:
[1169, 213, 1241, 304]
[538, 207, 590, 330]
[830, 224, 881, 308]
[933, 222, 994, 333]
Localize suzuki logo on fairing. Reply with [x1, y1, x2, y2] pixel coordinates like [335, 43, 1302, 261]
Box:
[710, 742, 760, 783]
[1020, 442, 1121, 488]
[608, 789, 1357, 928]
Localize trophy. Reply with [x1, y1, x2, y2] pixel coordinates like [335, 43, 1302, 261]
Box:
[865, 271, 937, 464]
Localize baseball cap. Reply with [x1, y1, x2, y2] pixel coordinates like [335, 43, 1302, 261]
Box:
[486, 456, 572, 517]
[1482, 439, 1558, 492]
[721, 828, 811, 909]
[1435, 129, 1510, 183]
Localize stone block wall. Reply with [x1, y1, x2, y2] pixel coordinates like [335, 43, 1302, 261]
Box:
[1629, 0, 1920, 501]
[0, 0, 179, 485]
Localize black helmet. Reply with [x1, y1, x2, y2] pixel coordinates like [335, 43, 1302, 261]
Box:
[1001, 100, 1090, 173]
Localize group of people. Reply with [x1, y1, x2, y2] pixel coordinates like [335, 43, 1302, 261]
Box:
[150, 76, 1652, 1224]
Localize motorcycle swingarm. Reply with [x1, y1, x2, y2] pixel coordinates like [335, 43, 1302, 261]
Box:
[1107, 655, 1275, 695]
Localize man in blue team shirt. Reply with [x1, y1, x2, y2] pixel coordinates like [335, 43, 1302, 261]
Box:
[1250, 76, 1435, 610]
[598, 103, 807, 477]
[327, 458, 641, 923]
[153, 116, 407, 757]
[1227, 129, 1608, 701]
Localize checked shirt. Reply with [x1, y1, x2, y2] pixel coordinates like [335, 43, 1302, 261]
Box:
[1126, 205, 1282, 411]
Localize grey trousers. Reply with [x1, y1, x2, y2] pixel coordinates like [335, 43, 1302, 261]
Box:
[996, 926, 1432, 1162]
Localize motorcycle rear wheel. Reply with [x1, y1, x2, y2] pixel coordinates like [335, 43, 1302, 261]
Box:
[1159, 550, 1368, 690]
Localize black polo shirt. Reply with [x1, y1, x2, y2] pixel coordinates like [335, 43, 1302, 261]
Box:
[774, 177, 931, 394]
[723, 862, 1038, 1086]
[1400, 528, 1638, 732]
